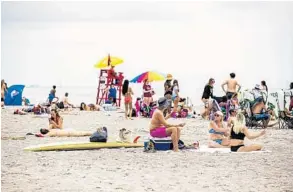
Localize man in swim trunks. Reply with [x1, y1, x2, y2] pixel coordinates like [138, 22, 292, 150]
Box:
[221, 73, 241, 100]
[149, 97, 185, 152]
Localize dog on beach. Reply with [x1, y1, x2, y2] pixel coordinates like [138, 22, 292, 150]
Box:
[116, 128, 132, 143]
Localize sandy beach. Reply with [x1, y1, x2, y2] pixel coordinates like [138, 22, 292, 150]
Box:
[1, 107, 293, 192]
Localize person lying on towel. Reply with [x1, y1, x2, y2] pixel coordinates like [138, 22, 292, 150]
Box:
[230, 113, 265, 152]
[149, 97, 185, 152]
[39, 129, 92, 137]
[208, 111, 230, 148]
[80, 102, 101, 111]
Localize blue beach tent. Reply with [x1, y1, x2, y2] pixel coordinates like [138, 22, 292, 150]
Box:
[4, 85, 25, 106]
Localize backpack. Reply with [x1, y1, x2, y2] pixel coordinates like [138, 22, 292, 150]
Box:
[89, 127, 108, 142]
[57, 102, 64, 109]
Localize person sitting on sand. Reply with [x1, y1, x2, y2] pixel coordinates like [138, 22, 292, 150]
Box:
[22, 97, 31, 106]
[39, 128, 92, 137]
[80, 102, 101, 111]
[150, 97, 185, 152]
[49, 109, 63, 129]
[230, 113, 265, 152]
[227, 109, 237, 128]
[62, 92, 74, 109]
[208, 111, 230, 148]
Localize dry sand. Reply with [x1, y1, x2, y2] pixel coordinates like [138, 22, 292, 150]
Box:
[1, 107, 293, 192]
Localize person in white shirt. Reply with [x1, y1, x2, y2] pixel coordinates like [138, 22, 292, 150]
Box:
[63, 92, 74, 109]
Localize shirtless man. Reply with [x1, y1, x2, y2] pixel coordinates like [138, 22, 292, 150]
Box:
[149, 97, 185, 152]
[252, 100, 270, 128]
[221, 73, 241, 100]
[39, 128, 92, 137]
[1, 80, 7, 107]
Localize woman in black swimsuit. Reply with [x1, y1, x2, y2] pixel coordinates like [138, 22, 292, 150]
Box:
[201, 78, 215, 119]
[230, 113, 266, 152]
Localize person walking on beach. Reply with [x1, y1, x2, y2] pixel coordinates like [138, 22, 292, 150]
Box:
[48, 85, 58, 104]
[150, 97, 185, 152]
[201, 78, 215, 119]
[221, 73, 241, 100]
[230, 113, 265, 152]
[171, 80, 180, 116]
[122, 79, 134, 120]
[1, 79, 8, 107]
[164, 74, 173, 113]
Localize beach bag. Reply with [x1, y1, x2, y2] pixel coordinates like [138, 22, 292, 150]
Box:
[90, 127, 108, 142]
[179, 109, 188, 118]
[131, 109, 136, 117]
[57, 102, 64, 109]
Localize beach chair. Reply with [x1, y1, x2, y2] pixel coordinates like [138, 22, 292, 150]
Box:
[242, 99, 268, 129]
[209, 99, 222, 121]
[278, 111, 293, 129]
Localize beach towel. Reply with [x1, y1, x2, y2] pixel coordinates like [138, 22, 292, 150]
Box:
[194, 145, 271, 153]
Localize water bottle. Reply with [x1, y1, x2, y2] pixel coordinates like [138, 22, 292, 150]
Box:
[143, 136, 150, 150]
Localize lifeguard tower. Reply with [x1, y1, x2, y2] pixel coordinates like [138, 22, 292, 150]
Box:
[96, 69, 124, 107]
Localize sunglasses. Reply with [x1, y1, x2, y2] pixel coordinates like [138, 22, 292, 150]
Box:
[214, 114, 220, 117]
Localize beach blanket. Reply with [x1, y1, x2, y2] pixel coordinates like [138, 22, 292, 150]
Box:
[194, 145, 271, 153]
[32, 114, 50, 118]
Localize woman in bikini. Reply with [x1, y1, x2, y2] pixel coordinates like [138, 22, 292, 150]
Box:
[171, 80, 180, 116]
[150, 97, 185, 152]
[49, 109, 63, 129]
[230, 113, 265, 152]
[1, 79, 7, 107]
[208, 111, 230, 148]
[143, 79, 153, 107]
[122, 79, 134, 119]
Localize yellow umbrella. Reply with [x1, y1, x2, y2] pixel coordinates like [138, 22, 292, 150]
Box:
[94, 54, 124, 69]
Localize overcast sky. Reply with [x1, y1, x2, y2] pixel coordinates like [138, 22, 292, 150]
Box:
[1, 1, 293, 96]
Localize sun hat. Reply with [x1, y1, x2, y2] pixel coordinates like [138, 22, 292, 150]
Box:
[166, 74, 173, 80]
[158, 97, 169, 108]
[215, 111, 224, 116]
[255, 84, 260, 89]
